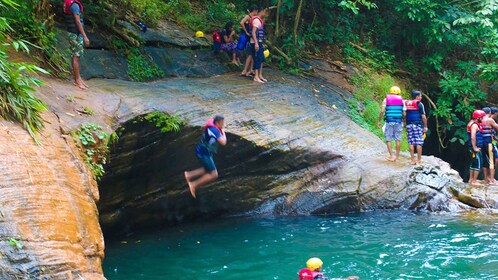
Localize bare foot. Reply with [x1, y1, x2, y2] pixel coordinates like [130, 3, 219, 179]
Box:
[231, 61, 240, 66]
[184, 171, 191, 182]
[81, 80, 89, 89]
[260, 77, 268, 82]
[470, 181, 483, 186]
[73, 82, 87, 90]
[253, 78, 265, 83]
[386, 157, 395, 162]
[410, 160, 417, 165]
[417, 160, 424, 166]
[187, 181, 196, 199]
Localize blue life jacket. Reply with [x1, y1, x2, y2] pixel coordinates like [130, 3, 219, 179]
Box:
[197, 126, 222, 156]
[467, 121, 483, 148]
[405, 99, 423, 125]
[385, 94, 404, 123]
[251, 16, 265, 42]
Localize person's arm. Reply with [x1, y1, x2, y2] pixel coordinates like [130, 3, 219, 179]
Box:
[73, 13, 90, 47]
[377, 99, 386, 128]
[488, 118, 498, 130]
[422, 114, 428, 132]
[217, 133, 227, 146]
[223, 33, 230, 43]
[419, 103, 428, 132]
[471, 124, 480, 152]
[240, 15, 250, 35]
[252, 19, 260, 51]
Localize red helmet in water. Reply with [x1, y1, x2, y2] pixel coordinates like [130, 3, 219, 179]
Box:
[472, 110, 486, 119]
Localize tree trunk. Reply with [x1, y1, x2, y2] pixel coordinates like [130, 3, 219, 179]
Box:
[276, 0, 281, 37]
[293, 0, 305, 46]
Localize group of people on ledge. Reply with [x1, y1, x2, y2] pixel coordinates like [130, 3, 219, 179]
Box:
[377, 86, 428, 165]
[298, 257, 359, 280]
[214, 4, 269, 83]
[467, 107, 498, 186]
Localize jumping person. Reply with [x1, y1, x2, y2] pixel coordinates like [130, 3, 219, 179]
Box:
[480, 107, 498, 185]
[251, 7, 268, 83]
[405, 90, 428, 165]
[184, 116, 227, 198]
[240, 5, 258, 77]
[63, 0, 90, 90]
[377, 86, 406, 162]
[298, 258, 329, 280]
[467, 110, 486, 186]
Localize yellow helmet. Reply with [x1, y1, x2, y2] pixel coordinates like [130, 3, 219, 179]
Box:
[264, 49, 270, 58]
[306, 257, 323, 271]
[389, 86, 401, 95]
[195, 31, 204, 38]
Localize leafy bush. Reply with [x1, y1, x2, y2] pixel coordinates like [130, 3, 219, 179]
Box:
[128, 0, 171, 27]
[127, 48, 164, 81]
[72, 123, 110, 179]
[143, 111, 184, 133]
[0, 0, 47, 142]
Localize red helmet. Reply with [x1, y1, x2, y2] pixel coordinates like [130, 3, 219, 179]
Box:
[472, 110, 486, 119]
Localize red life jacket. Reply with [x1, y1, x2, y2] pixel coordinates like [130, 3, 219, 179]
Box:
[298, 268, 314, 280]
[250, 16, 264, 28]
[404, 99, 419, 111]
[63, 0, 84, 14]
[212, 31, 221, 43]
[203, 118, 223, 135]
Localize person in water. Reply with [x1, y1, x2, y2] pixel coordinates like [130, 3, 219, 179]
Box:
[184, 115, 227, 198]
[404, 90, 428, 165]
[240, 4, 259, 77]
[377, 86, 406, 162]
[63, 0, 90, 90]
[298, 258, 328, 280]
[479, 107, 498, 185]
[467, 110, 486, 186]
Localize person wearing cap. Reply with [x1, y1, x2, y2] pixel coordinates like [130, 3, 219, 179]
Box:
[480, 107, 498, 185]
[467, 110, 486, 186]
[298, 258, 328, 280]
[404, 90, 428, 165]
[377, 86, 407, 162]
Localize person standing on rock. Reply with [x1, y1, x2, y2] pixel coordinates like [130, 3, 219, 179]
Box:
[467, 110, 486, 186]
[63, 0, 90, 90]
[405, 90, 428, 165]
[240, 5, 259, 77]
[479, 107, 498, 185]
[377, 86, 406, 162]
[184, 116, 227, 198]
[251, 6, 268, 83]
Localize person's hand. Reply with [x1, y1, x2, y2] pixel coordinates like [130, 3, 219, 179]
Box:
[377, 121, 381, 128]
[423, 127, 428, 133]
[83, 36, 90, 47]
[474, 147, 481, 153]
[255, 44, 259, 51]
[246, 32, 250, 36]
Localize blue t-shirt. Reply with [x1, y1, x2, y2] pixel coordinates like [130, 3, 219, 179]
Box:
[70, 3, 84, 30]
[196, 126, 222, 156]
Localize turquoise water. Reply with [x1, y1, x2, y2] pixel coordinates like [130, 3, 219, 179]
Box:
[103, 211, 498, 279]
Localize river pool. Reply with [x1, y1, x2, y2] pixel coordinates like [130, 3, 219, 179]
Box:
[103, 211, 498, 279]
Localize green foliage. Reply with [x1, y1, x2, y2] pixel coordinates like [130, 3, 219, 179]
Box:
[8, 238, 23, 250]
[128, 0, 171, 27]
[0, 0, 68, 75]
[143, 111, 184, 133]
[73, 123, 110, 179]
[338, 0, 377, 14]
[83, 106, 95, 116]
[0, 0, 47, 142]
[127, 48, 164, 82]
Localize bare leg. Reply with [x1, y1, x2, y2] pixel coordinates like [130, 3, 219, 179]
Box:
[409, 145, 416, 164]
[483, 167, 490, 183]
[394, 141, 401, 162]
[259, 65, 267, 82]
[184, 168, 206, 181]
[187, 170, 219, 198]
[386, 141, 394, 161]
[253, 69, 264, 83]
[470, 170, 482, 186]
[416, 145, 423, 165]
[72, 56, 87, 90]
[241, 55, 253, 75]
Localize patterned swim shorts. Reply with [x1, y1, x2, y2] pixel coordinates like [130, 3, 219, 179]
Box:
[406, 124, 424, 146]
[68, 32, 84, 57]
